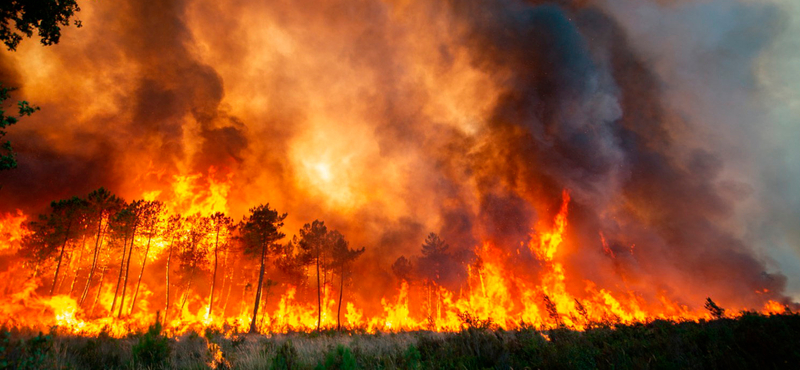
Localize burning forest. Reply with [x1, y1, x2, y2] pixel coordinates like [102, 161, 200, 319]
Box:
[1, 0, 800, 354]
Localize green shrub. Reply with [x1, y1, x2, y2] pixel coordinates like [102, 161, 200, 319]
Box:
[132, 320, 170, 368]
[317, 345, 357, 370]
[0, 330, 52, 370]
[401, 344, 421, 370]
[271, 340, 299, 370]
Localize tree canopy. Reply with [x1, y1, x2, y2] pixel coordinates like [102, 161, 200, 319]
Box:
[1, 0, 82, 51]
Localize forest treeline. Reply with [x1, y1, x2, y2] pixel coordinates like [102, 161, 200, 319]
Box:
[15, 188, 460, 333]
[17, 188, 371, 332]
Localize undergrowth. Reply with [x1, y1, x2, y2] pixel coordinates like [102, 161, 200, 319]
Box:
[2, 312, 800, 369]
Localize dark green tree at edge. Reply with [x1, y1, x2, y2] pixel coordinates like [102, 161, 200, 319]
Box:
[1, 0, 82, 172]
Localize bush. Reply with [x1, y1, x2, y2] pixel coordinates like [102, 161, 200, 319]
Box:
[271, 340, 299, 370]
[317, 345, 357, 370]
[132, 319, 170, 368]
[401, 344, 421, 370]
[0, 330, 52, 370]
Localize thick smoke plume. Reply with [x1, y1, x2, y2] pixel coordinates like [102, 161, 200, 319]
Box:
[1, 0, 798, 321]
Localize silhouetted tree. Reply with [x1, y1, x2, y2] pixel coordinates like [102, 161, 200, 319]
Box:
[419, 233, 451, 328]
[274, 240, 307, 287]
[0, 0, 82, 51]
[162, 214, 183, 322]
[21, 197, 89, 296]
[130, 201, 165, 315]
[80, 188, 123, 306]
[19, 213, 60, 278]
[420, 233, 450, 285]
[296, 220, 331, 332]
[239, 204, 286, 334]
[0, 86, 37, 171]
[118, 200, 149, 318]
[391, 256, 413, 283]
[330, 231, 364, 331]
[207, 212, 234, 318]
[177, 214, 210, 315]
[1, 1, 81, 170]
[705, 297, 726, 319]
[109, 201, 144, 316]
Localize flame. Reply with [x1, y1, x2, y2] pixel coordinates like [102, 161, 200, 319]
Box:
[0, 211, 30, 253]
[0, 187, 791, 337]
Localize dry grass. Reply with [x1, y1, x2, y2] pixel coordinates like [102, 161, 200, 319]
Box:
[3, 313, 800, 369]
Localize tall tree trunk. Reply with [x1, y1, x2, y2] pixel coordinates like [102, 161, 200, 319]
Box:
[117, 225, 138, 318]
[69, 237, 87, 296]
[222, 262, 235, 316]
[130, 230, 154, 315]
[219, 247, 229, 316]
[80, 217, 105, 305]
[165, 236, 174, 322]
[179, 268, 196, 316]
[110, 231, 130, 314]
[258, 284, 271, 332]
[50, 223, 73, 296]
[249, 242, 268, 334]
[316, 252, 322, 332]
[91, 264, 107, 314]
[337, 262, 344, 331]
[208, 228, 220, 318]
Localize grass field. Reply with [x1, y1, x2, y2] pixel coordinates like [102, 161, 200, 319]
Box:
[2, 312, 799, 369]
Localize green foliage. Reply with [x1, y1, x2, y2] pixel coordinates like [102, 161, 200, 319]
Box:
[131, 319, 170, 368]
[316, 345, 357, 370]
[0, 330, 51, 370]
[271, 340, 298, 370]
[75, 336, 122, 369]
[2, 313, 800, 369]
[0, 85, 39, 171]
[401, 344, 422, 370]
[0, 0, 82, 51]
[416, 327, 510, 369]
[0, 330, 9, 369]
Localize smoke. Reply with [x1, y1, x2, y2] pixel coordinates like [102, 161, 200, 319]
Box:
[0, 0, 798, 309]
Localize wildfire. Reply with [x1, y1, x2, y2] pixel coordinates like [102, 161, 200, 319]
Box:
[0, 210, 30, 253]
[0, 0, 794, 343]
[0, 182, 793, 338]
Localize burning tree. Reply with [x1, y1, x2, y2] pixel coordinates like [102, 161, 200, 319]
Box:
[18, 197, 89, 296]
[207, 211, 235, 319]
[163, 214, 184, 322]
[109, 200, 145, 318]
[129, 200, 165, 315]
[295, 220, 332, 332]
[239, 204, 286, 334]
[79, 188, 123, 306]
[392, 256, 413, 284]
[176, 214, 211, 315]
[329, 231, 364, 331]
[418, 233, 455, 328]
